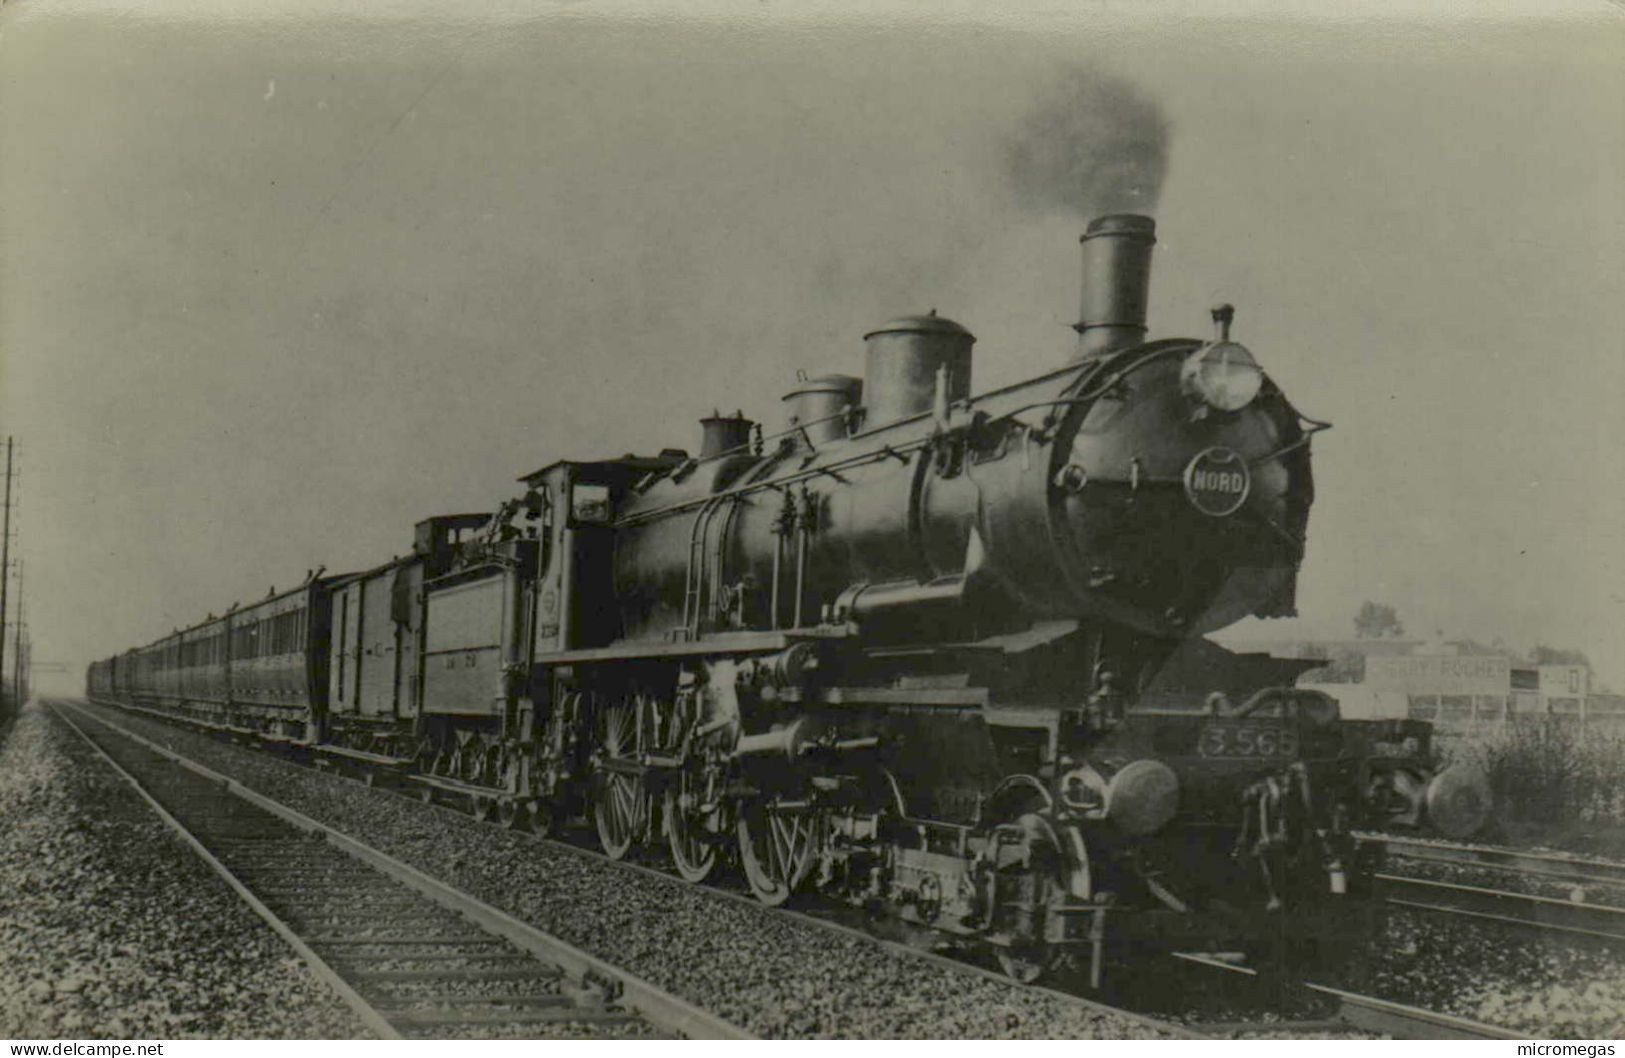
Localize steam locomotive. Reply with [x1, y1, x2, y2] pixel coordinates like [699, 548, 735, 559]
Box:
[87, 214, 1490, 985]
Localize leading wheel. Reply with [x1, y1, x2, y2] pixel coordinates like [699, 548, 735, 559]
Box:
[497, 798, 529, 831]
[524, 799, 554, 838]
[987, 814, 1082, 985]
[997, 944, 1058, 985]
[737, 802, 820, 906]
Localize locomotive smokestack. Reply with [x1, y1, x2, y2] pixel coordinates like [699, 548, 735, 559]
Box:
[1073, 213, 1156, 362]
[699, 411, 754, 459]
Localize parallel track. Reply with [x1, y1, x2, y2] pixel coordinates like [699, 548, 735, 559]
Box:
[1360, 835, 1625, 943]
[51, 701, 749, 1041]
[1368, 834, 1625, 889]
[1365, 838, 1625, 884]
[1375, 872, 1625, 943]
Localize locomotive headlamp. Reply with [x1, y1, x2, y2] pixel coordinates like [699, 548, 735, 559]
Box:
[1181, 341, 1263, 413]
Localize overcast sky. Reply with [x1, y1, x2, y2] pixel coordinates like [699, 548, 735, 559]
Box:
[2, 0, 1623, 691]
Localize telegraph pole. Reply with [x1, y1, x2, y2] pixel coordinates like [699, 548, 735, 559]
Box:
[11, 564, 21, 707]
[0, 437, 12, 704]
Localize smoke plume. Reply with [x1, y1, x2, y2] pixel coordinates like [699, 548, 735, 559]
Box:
[1004, 69, 1170, 217]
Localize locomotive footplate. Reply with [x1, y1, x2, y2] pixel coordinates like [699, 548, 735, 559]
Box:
[406, 771, 513, 798]
[316, 743, 416, 768]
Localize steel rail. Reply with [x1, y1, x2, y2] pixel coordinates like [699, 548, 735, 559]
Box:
[517, 800, 1207, 1040]
[1368, 833, 1625, 889]
[53, 700, 752, 1041]
[1376, 871, 1625, 942]
[1306, 983, 1530, 1041]
[1169, 951, 1528, 1040]
[51, 703, 402, 1040]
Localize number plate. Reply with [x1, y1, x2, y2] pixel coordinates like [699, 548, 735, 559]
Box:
[1197, 721, 1299, 759]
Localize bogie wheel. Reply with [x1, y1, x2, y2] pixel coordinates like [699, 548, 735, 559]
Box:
[453, 737, 486, 784]
[471, 797, 494, 823]
[429, 748, 453, 779]
[665, 786, 721, 884]
[418, 786, 435, 805]
[997, 944, 1058, 985]
[987, 814, 1078, 985]
[476, 741, 505, 788]
[593, 700, 650, 860]
[737, 802, 821, 906]
[524, 799, 554, 838]
[497, 798, 529, 831]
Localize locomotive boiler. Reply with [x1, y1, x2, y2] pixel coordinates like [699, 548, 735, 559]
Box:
[88, 212, 1492, 986]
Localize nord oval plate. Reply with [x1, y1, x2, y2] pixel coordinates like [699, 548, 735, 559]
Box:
[1183, 446, 1251, 517]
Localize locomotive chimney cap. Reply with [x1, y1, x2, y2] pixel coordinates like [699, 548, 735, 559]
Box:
[863, 313, 975, 342]
[781, 372, 862, 399]
[1081, 213, 1157, 242]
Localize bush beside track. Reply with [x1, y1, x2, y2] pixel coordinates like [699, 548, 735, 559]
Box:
[0, 702, 369, 1039]
[1464, 719, 1625, 856]
[75, 700, 1179, 1040]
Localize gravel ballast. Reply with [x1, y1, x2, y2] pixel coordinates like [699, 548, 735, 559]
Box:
[77, 700, 1179, 1039]
[0, 702, 370, 1039]
[1368, 905, 1625, 1038]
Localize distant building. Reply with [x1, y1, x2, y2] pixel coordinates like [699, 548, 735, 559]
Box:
[1229, 637, 1614, 735]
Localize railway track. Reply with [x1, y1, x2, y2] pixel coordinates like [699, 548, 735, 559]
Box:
[1373, 833, 1625, 889]
[1169, 951, 1529, 1040]
[60, 698, 1196, 1039]
[70, 696, 1575, 1039]
[50, 701, 748, 1041]
[1375, 872, 1625, 943]
[83, 695, 1625, 1040]
[1362, 835, 1625, 943]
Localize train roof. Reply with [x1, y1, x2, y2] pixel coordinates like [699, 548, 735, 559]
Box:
[119, 571, 354, 656]
[519, 453, 685, 488]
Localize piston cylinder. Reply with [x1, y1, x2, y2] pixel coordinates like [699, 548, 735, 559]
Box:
[862, 312, 974, 427]
[1073, 214, 1156, 362]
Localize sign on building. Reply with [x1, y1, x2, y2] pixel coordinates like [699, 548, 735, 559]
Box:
[1363, 655, 1510, 695]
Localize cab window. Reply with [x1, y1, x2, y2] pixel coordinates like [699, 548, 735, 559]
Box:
[571, 483, 611, 525]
